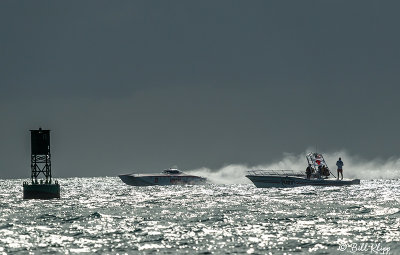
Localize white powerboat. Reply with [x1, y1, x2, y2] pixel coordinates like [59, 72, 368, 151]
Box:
[246, 153, 360, 188]
[119, 168, 207, 186]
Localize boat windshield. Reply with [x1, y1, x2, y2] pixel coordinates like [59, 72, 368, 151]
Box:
[162, 169, 182, 174]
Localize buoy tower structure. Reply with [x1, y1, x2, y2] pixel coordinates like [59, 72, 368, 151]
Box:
[23, 128, 60, 199]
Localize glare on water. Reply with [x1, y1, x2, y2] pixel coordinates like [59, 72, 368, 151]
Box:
[0, 178, 399, 254]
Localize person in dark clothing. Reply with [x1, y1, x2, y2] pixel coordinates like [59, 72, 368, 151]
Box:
[306, 164, 312, 179]
[317, 165, 323, 178]
[322, 166, 330, 177]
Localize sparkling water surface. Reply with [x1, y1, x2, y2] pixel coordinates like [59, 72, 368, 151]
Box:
[0, 178, 399, 254]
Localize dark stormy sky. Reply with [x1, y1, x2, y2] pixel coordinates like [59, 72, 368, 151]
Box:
[1, 1, 400, 178]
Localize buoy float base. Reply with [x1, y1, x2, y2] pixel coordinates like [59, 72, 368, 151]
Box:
[23, 183, 60, 199]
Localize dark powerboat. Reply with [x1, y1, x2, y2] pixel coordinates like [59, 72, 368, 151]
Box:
[246, 153, 360, 188]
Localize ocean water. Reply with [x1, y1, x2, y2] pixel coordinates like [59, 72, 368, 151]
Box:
[0, 178, 399, 254]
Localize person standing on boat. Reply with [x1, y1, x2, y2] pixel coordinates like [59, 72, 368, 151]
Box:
[336, 157, 344, 180]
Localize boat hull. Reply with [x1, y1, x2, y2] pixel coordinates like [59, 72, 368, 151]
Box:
[119, 174, 206, 186]
[246, 175, 360, 188]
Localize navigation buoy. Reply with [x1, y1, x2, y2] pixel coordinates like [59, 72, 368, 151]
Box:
[23, 128, 60, 199]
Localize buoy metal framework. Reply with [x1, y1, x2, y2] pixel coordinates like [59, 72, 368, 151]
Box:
[23, 128, 60, 199]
